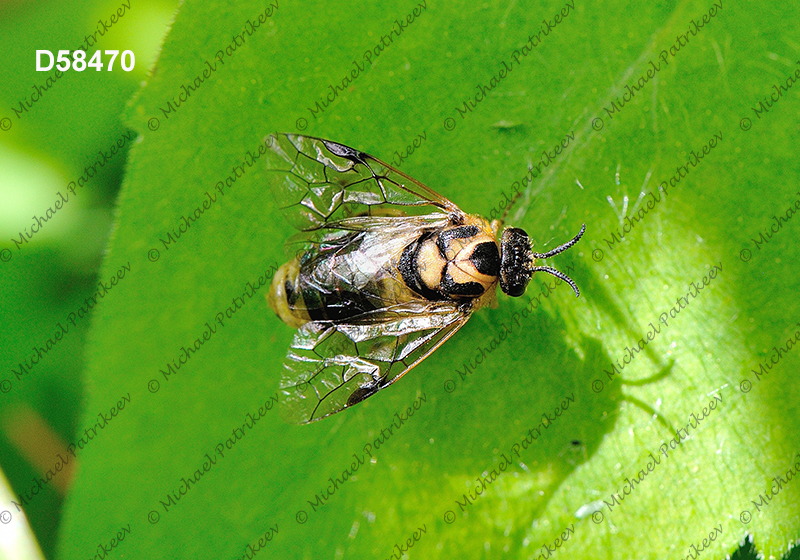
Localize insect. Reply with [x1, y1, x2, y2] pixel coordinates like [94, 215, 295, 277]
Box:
[265, 133, 585, 424]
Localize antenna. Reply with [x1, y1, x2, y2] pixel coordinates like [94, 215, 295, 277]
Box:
[530, 223, 586, 297]
[531, 223, 586, 259]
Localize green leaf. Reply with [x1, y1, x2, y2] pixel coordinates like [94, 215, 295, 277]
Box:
[0, 2, 178, 556]
[57, 0, 800, 558]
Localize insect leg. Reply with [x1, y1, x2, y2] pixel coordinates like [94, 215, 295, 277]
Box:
[498, 188, 524, 230]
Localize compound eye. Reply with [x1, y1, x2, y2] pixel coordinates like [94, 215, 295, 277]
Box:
[500, 275, 530, 297]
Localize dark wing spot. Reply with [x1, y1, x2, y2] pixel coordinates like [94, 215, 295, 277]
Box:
[322, 140, 367, 164]
[470, 242, 500, 276]
[347, 383, 381, 407]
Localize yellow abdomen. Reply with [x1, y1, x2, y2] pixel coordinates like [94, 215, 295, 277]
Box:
[267, 258, 309, 329]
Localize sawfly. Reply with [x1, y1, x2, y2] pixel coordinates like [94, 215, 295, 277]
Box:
[266, 133, 584, 424]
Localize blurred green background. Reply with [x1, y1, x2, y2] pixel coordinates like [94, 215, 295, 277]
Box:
[1, 0, 799, 559]
[1, 0, 176, 557]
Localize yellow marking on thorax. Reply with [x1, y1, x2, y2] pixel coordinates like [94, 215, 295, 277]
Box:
[441, 237, 471, 261]
[459, 213, 502, 300]
[451, 235, 500, 288]
[462, 213, 495, 233]
[416, 238, 446, 291]
[449, 260, 494, 287]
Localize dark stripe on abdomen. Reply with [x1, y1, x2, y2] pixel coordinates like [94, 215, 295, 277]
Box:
[300, 287, 379, 322]
[398, 232, 446, 301]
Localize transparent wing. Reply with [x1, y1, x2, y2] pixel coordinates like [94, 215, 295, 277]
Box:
[265, 133, 463, 232]
[280, 303, 471, 424]
[283, 214, 451, 317]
